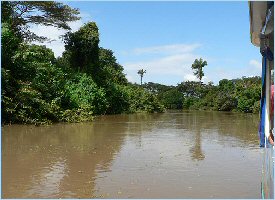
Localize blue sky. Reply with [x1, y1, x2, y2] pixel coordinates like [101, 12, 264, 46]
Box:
[32, 1, 262, 85]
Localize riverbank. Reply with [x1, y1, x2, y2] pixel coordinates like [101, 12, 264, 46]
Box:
[2, 2, 261, 125]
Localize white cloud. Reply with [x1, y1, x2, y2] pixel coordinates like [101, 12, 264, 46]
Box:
[133, 43, 201, 55]
[183, 74, 197, 82]
[202, 76, 211, 83]
[126, 74, 137, 84]
[245, 59, 261, 76]
[206, 67, 235, 84]
[124, 53, 198, 75]
[182, 74, 210, 83]
[249, 59, 261, 70]
[122, 43, 208, 85]
[122, 44, 262, 85]
[206, 59, 262, 85]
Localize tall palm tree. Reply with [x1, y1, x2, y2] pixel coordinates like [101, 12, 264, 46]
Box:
[191, 58, 207, 84]
[137, 69, 146, 85]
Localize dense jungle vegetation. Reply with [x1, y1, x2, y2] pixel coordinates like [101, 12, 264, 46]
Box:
[1, 2, 261, 124]
[143, 76, 261, 113]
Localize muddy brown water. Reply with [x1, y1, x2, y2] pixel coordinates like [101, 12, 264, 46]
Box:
[2, 110, 262, 198]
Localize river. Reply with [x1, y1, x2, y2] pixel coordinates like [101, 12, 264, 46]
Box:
[2, 110, 262, 198]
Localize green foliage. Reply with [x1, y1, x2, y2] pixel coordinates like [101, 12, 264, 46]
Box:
[126, 85, 165, 113]
[215, 93, 237, 111]
[235, 78, 261, 112]
[3, 2, 262, 125]
[103, 83, 131, 114]
[159, 88, 184, 109]
[1, 23, 22, 118]
[64, 22, 99, 73]
[143, 82, 183, 109]
[32, 64, 65, 101]
[191, 58, 207, 82]
[1, 23, 22, 68]
[182, 97, 197, 109]
[252, 100, 261, 114]
[12, 85, 54, 124]
[1, 4, 166, 125]
[97, 48, 128, 86]
[143, 82, 172, 94]
[12, 44, 55, 81]
[65, 73, 108, 115]
[178, 81, 202, 98]
[237, 96, 254, 113]
[2, 44, 65, 124]
[60, 108, 94, 123]
[178, 77, 261, 113]
[146, 77, 261, 114]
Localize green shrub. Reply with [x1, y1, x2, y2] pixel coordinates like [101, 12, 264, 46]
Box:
[65, 73, 108, 115]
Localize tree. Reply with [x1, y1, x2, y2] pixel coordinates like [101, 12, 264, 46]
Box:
[143, 82, 172, 94]
[64, 22, 99, 74]
[159, 88, 184, 109]
[138, 69, 146, 85]
[1, 1, 81, 106]
[65, 73, 108, 115]
[191, 58, 207, 83]
[98, 47, 127, 86]
[177, 81, 202, 98]
[1, 3, 167, 124]
[1, 1, 80, 124]
[1, 1, 80, 42]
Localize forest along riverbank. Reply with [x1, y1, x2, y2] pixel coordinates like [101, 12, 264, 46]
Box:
[2, 3, 261, 125]
[2, 110, 261, 198]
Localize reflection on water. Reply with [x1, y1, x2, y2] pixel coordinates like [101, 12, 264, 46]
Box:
[2, 110, 261, 198]
[190, 129, 205, 161]
[27, 158, 67, 197]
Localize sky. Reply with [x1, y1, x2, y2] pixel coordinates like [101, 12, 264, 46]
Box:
[31, 1, 262, 86]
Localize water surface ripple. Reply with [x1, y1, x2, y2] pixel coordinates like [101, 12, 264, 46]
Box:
[2, 110, 261, 198]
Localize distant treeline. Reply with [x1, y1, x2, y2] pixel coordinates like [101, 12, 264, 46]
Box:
[1, 2, 261, 125]
[142, 76, 261, 113]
